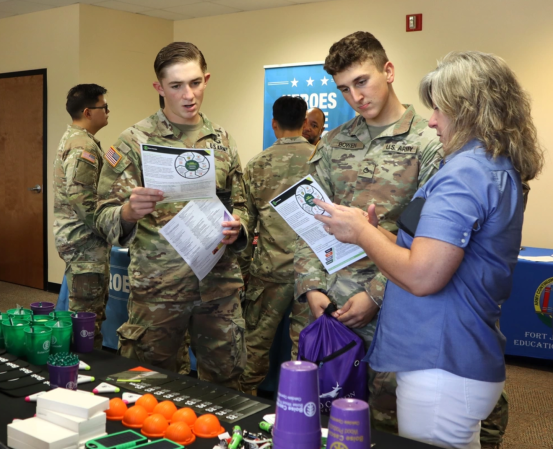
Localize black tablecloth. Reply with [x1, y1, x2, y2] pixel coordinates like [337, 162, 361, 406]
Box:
[0, 350, 432, 449]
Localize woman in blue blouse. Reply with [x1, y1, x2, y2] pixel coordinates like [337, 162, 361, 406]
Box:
[314, 51, 544, 449]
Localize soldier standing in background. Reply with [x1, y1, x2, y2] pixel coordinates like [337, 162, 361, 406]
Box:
[302, 107, 326, 147]
[239, 96, 313, 394]
[53, 84, 110, 348]
[294, 31, 509, 448]
[94, 42, 247, 390]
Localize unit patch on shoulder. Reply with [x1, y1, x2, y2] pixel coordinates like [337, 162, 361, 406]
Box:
[105, 146, 122, 168]
[118, 141, 131, 154]
[80, 150, 96, 164]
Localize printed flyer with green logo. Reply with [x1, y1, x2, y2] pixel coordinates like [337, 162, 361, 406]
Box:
[270, 175, 366, 274]
[141, 144, 215, 203]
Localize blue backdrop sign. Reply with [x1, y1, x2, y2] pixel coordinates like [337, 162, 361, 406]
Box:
[263, 62, 355, 150]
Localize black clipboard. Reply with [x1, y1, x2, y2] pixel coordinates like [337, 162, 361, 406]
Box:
[396, 197, 426, 237]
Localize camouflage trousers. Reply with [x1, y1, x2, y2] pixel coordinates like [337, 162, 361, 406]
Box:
[117, 293, 246, 391]
[328, 289, 508, 446]
[65, 261, 109, 349]
[239, 276, 310, 392]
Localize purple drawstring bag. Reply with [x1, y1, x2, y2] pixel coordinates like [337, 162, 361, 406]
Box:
[298, 303, 368, 415]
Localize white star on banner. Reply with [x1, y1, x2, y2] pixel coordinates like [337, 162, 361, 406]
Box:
[291, 78, 298, 87]
[321, 76, 329, 86]
[307, 77, 314, 86]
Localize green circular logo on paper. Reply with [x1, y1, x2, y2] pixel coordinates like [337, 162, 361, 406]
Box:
[185, 160, 199, 171]
[304, 193, 315, 206]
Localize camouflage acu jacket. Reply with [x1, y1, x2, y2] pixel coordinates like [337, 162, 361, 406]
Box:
[94, 110, 247, 302]
[295, 105, 443, 305]
[53, 125, 108, 266]
[240, 136, 314, 283]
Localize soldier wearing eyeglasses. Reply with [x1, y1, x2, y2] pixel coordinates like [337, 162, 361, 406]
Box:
[53, 84, 111, 348]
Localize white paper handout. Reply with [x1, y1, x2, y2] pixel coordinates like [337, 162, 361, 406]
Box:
[159, 199, 233, 280]
[270, 175, 367, 274]
[141, 144, 216, 203]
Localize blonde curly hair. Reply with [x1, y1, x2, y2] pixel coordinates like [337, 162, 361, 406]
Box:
[420, 51, 544, 181]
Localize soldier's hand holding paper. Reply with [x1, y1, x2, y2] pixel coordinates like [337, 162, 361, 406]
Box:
[122, 187, 165, 222]
[221, 214, 242, 245]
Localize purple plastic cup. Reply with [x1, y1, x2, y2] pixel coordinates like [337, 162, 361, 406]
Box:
[273, 361, 321, 449]
[30, 302, 55, 315]
[47, 362, 78, 390]
[327, 398, 371, 449]
[71, 312, 96, 353]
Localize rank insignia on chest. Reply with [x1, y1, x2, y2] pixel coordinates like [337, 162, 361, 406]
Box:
[105, 146, 122, 168]
[80, 150, 96, 164]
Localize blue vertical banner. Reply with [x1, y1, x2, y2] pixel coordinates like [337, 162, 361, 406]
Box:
[263, 62, 355, 150]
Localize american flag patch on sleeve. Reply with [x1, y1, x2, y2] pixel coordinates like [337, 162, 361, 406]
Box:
[80, 150, 96, 164]
[105, 146, 122, 168]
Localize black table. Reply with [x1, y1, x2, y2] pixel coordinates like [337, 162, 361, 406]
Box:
[0, 350, 433, 449]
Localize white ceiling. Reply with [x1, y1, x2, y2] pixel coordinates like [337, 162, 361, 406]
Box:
[0, 0, 333, 21]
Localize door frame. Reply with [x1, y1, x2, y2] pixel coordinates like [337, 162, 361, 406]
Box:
[0, 69, 48, 290]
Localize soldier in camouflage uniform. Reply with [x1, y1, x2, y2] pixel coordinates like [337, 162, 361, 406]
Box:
[53, 84, 111, 348]
[94, 42, 246, 390]
[238, 96, 313, 393]
[294, 31, 508, 447]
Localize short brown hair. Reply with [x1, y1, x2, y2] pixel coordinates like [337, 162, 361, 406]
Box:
[324, 31, 389, 75]
[154, 42, 207, 80]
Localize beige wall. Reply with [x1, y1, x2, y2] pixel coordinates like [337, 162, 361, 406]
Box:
[0, 4, 172, 284]
[79, 4, 173, 152]
[0, 5, 80, 285]
[174, 0, 553, 249]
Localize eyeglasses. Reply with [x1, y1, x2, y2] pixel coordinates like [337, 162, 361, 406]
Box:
[86, 104, 108, 112]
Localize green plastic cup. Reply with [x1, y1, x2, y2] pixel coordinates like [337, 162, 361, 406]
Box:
[0, 313, 4, 349]
[2, 318, 31, 356]
[32, 316, 55, 326]
[49, 311, 73, 325]
[25, 326, 52, 365]
[44, 320, 73, 354]
[7, 308, 33, 319]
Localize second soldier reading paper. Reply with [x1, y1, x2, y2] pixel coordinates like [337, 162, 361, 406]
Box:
[159, 199, 232, 280]
[271, 175, 366, 274]
[141, 143, 216, 203]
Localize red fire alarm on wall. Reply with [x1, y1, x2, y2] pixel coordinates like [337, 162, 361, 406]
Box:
[406, 14, 423, 32]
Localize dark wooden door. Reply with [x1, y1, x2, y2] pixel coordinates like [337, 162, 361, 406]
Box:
[0, 70, 47, 289]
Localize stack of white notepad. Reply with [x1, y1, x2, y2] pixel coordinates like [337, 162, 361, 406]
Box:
[8, 389, 109, 449]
